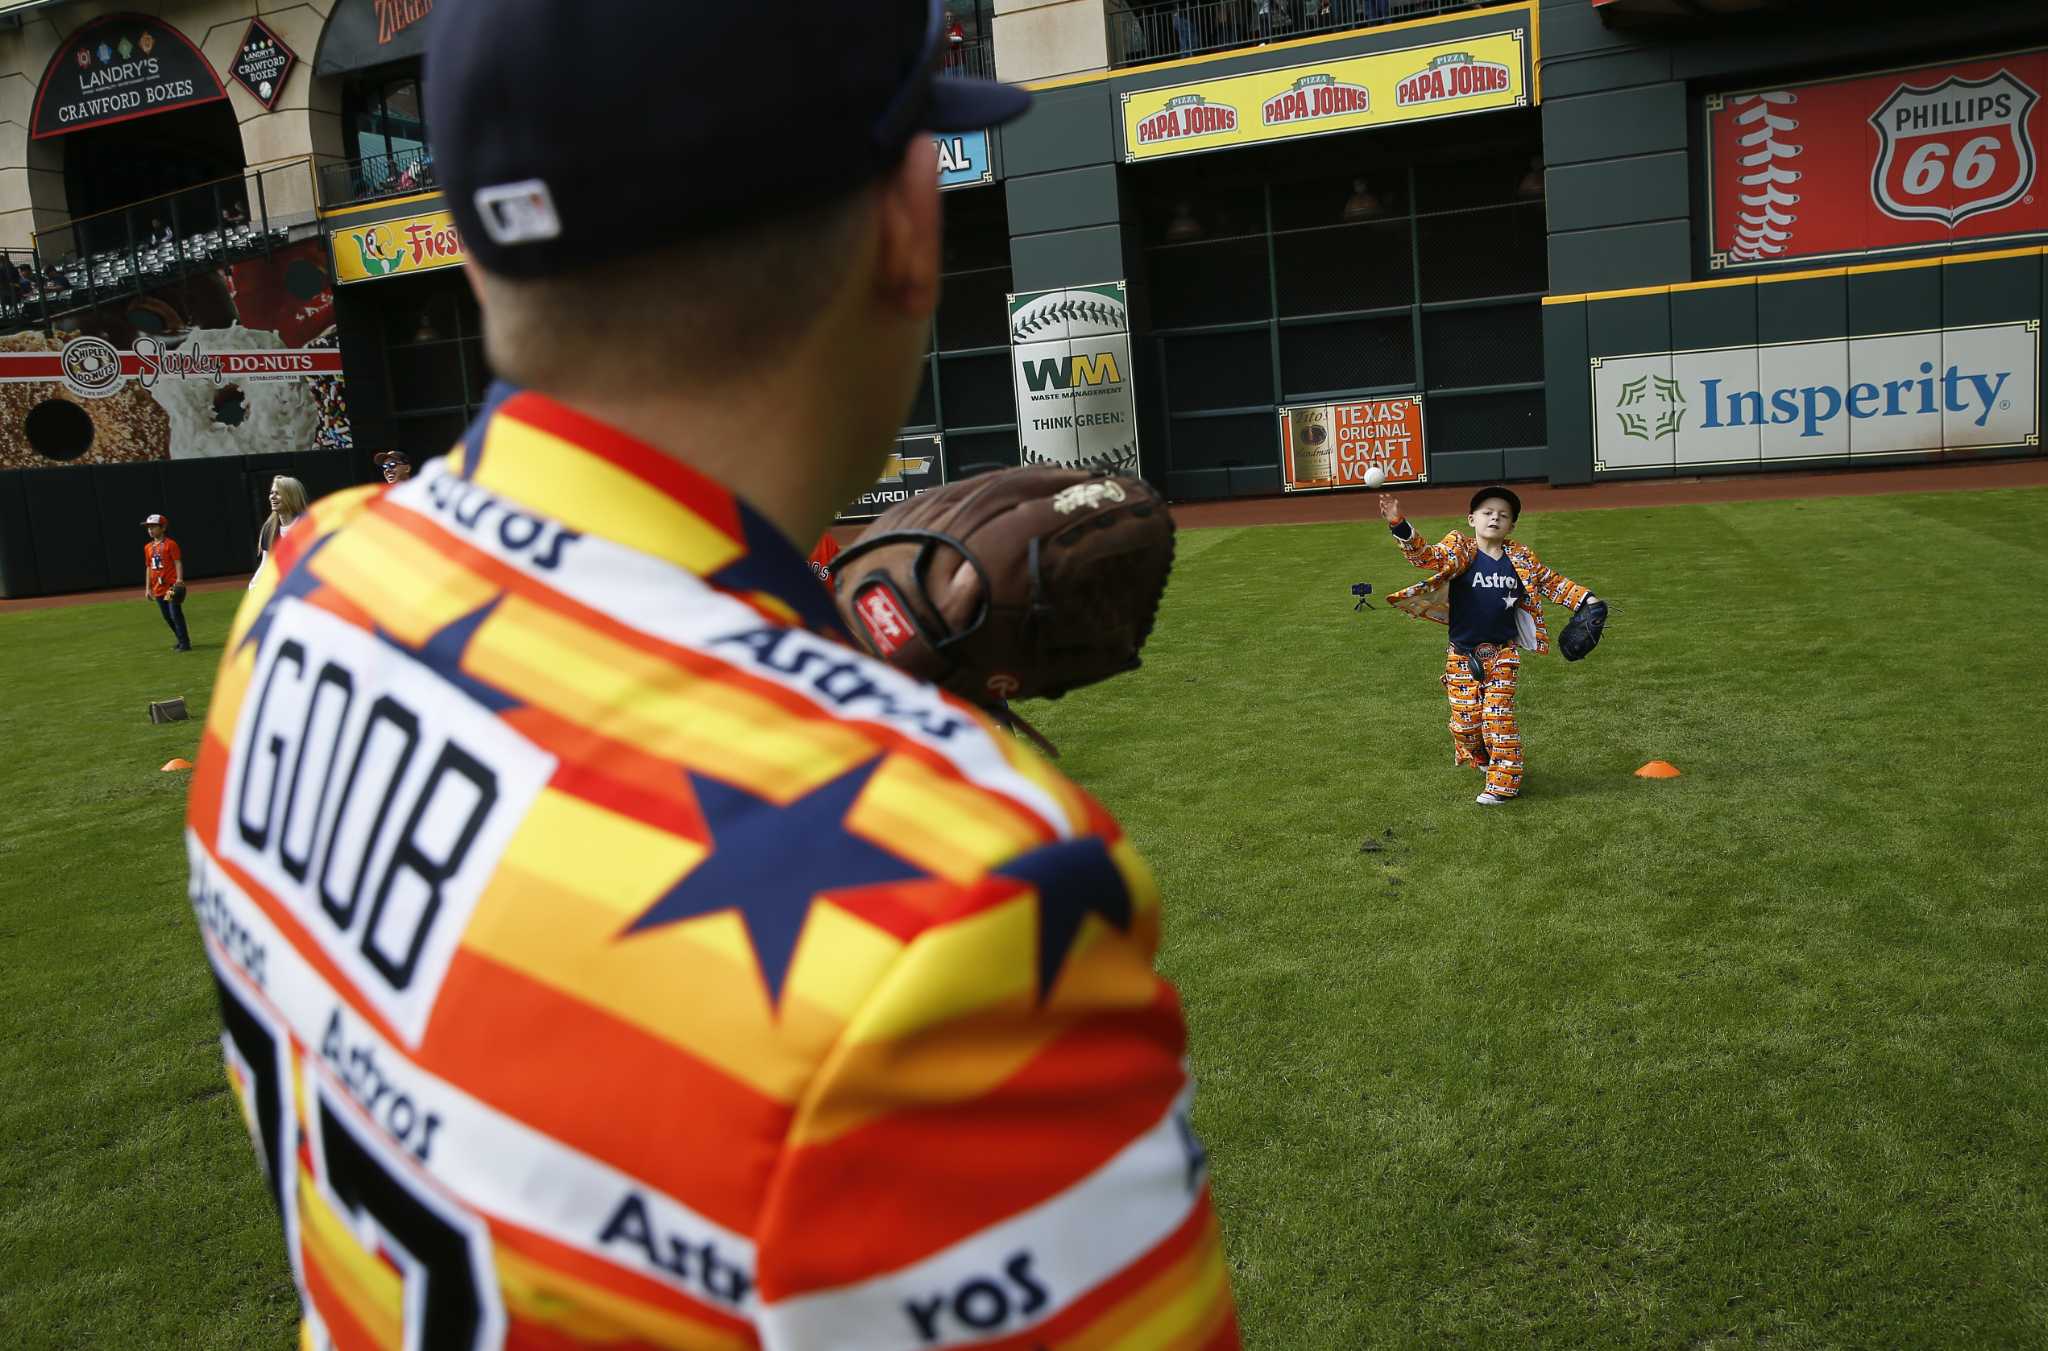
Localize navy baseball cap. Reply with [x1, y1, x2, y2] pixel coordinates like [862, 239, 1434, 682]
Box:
[1469, 486, 1522, 520]
[426, 0, 1032, 279]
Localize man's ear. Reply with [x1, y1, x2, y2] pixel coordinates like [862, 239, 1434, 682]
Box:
[871, 137, 942, 320]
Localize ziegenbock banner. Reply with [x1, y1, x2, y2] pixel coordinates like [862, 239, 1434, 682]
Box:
[1591, 321, 2040, 472]
[1009, 283, 1140, 475]
[836, 434, 945, 523]
[1278, 398, 1427, 492]
[1707, 50, 2048, 269]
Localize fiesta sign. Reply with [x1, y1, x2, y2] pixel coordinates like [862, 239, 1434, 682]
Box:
[1591, 321, 2040, 471]
[332, 210, 468, 284]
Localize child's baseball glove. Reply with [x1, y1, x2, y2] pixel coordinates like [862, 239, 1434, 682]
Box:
[1558, 596, 1608, 661]
[831, 466, 1175, 707]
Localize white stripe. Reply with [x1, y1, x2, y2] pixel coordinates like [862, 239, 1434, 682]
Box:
[189, 833, 763, 1319]
[759, 1084, 1209, 1350]
[383, 461, 1075, 837]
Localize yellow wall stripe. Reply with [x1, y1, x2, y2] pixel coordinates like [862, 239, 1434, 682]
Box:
[1544, 244, 2048, 307]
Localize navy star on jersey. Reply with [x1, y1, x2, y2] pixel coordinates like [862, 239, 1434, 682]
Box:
[623, 756, 926, 1006]
[994, 837, 1135, 1001]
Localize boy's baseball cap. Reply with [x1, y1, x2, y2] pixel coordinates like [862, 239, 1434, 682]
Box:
[142, 514, 168, 526]
[426, 0, 1033, 280]
[1469, 487, 1522, 521]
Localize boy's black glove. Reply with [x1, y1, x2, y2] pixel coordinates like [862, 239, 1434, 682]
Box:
[1559, 596, 1607, 662]
[168, 582, 187, 603]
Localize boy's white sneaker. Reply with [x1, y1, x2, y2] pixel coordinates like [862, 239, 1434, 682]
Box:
[1475, 792, 1512, 805]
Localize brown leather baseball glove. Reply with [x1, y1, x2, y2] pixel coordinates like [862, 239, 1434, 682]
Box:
[832, 465, 1175, 706]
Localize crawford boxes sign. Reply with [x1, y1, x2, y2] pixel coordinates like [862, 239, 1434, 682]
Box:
[1010, 283, 1140, 474]
[1591, 321, 2040, 471]
[33, 14, 227, 138]
[1278, 398, 1427, 492]
[1708, 50, 2048, 269]
[229, 19, 297, 111]
[1119, 21, 1528, 162]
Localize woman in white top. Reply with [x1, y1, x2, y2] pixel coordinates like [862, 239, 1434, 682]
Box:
[252, 475, 309, 585]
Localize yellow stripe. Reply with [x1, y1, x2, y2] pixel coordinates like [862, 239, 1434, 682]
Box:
[308, 512, 502, 646]
[495, 1243, 755, 1350]
[848, 753, 1050, 884]
[1543, 243, 2048, 305]
[471, 417, 747, 578]
[1023, 1, 1536, 92]
[297, 1174, 406, 1349]
[796, 904, 1161, 1144]
[319, 190, 443, 220]
[461, 860, 862, 1103]
[1066, 1215, 1230, 1350]
[462, 595, 878, 799]
[501, 788, 707, 917]
[1102, 1240, 1234, 1351]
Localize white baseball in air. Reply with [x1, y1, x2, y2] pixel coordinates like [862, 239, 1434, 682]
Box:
[1363, 465, 1388, 489]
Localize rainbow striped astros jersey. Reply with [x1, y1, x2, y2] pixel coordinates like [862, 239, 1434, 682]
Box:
[186, 388, 1240, 1351]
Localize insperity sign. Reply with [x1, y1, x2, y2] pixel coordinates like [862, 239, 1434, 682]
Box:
[1591, 321, 2040, 471]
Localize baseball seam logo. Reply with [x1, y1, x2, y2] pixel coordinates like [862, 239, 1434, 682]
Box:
[1021, 442, 1138, 473]
[1727, 91, 1802, 263]
[1010, 296, 1129, 344]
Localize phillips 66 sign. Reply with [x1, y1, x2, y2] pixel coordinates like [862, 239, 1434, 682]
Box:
[1707, 49, 2048, 269]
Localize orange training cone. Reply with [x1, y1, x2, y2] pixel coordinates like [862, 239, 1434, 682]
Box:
[1635, 760, 1681, 779]
[161, 758, 193, 772]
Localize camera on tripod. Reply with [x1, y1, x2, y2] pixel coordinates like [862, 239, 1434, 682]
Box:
[1350, 582, 1373, 611]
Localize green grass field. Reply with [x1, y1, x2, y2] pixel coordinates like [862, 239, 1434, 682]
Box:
[3, 486, 2046, 1348]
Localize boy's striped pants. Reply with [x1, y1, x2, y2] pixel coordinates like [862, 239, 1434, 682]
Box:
[1443, 643, 1522, 798]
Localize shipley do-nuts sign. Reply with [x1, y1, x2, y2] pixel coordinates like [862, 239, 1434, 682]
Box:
[1591, 321, 2040, 471]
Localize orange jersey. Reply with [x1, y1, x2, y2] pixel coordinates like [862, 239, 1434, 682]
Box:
[146, 536, 182, 598]
[186, 388, 1238, 1351]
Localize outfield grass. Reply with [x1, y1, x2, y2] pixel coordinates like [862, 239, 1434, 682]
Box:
[2, 487, 2045, 1348]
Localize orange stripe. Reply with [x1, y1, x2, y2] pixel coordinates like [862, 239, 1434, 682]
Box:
[1061, 1207, 1234, 1350]
[494, 394, 745, 540]
[760, 993, 1189, 1294]
[420, 948, 788, 1232]
[187, 728, 231, 844]
[299, 1229, 397, 1351]
[491, 1219, 757, 1334]
[501, 704, 709, 839]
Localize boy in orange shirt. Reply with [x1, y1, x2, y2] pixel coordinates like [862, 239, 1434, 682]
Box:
[142, 513, 191, 651]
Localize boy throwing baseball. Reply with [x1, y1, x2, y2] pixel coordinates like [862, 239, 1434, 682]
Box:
[1377, 487, 1601, 804]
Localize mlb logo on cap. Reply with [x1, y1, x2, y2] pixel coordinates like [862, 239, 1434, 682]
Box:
[142, 513, 168, 525]
[474, 180, 563, 247]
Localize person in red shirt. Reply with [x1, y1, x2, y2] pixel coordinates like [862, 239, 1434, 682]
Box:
[806, 530, 840, 585]
[141, 513, 190, 651]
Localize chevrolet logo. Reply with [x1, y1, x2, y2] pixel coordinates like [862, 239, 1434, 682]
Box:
[876, 453, 934, 485]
